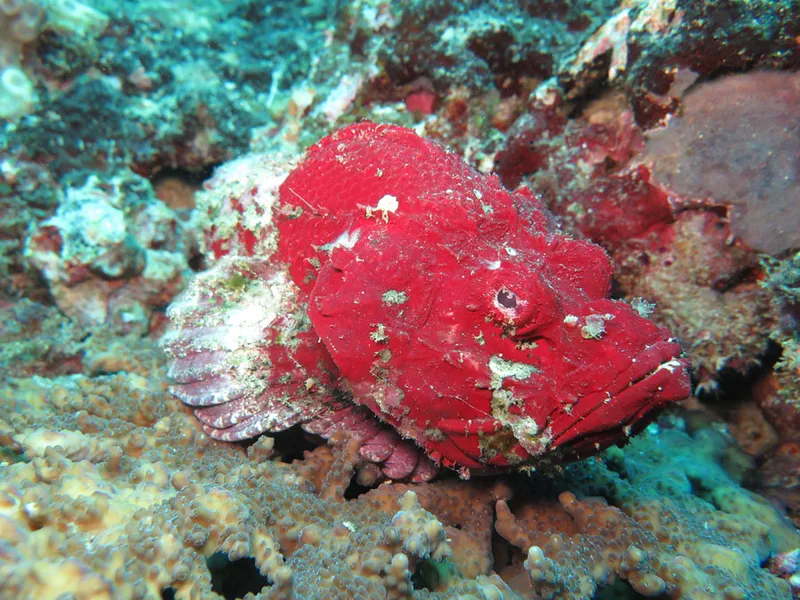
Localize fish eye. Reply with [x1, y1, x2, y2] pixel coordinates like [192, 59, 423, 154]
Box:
[496, 289, 517, 310]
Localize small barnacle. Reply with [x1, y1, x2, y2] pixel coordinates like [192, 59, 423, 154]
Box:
[221, 273, 250, 292]
[581, 314, 614, 339]
[424, 428, 446, 442]
[516, 340, 539, 351]
[370, 323, 389, 343]
[375, 348, 392, 363]
[280, 204, 304, 219]
[364, 194, 399, 222]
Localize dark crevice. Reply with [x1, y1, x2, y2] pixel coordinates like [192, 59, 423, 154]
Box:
[596, 579, 666, 599]
[491, 518, 516, 572]
[160, 587, 176, 600]
[150, 164, 217, 187]
[187, 253, 206, 272]
[274, 427, 324, 462]
[411, 557, 457, 591]
[344, 477, 372, 500]
[206, 552, 269, 600]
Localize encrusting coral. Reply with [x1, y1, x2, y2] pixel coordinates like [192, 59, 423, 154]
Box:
[0, 0, 43, 119]
[24, 172, 196, 333]
[0, 350, 797, 599]
[493, 420, 799, 599]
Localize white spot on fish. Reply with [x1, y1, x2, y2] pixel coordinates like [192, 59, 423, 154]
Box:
[654, 358, 682, 373]
[320, 229, 361, 251]
[364, 194, 399, 222]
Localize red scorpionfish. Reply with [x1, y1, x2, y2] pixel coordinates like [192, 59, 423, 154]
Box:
[162, 122, 690, 481]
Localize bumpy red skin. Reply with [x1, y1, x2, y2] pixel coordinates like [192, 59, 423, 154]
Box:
[166, 122, 690, 477]
[274, 123, 689, 473]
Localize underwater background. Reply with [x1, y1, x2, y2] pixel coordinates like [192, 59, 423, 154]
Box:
[1, 0, 800, 598]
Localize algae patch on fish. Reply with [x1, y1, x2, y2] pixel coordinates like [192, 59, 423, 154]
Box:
[381, 290, 408, 305]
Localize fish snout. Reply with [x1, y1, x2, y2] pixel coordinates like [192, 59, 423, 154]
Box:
[547, 301, 691, 452]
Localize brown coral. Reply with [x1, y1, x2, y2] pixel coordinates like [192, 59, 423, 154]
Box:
[0, 372, 515, 599]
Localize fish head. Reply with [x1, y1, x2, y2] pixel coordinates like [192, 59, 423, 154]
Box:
[306, 204, 690, 473]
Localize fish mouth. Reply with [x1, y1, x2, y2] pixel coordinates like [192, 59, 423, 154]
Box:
[622, 341, 688, 391]
[552, 339, 691, 450]
[618, 343, 688, 398]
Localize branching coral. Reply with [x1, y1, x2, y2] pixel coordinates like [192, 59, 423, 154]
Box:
[0, 357, 796, 599]
[0, 371, 512, 599]
[493, 422, 799, 599]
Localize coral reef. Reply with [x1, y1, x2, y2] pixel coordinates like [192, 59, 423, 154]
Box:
[752, 252, 800, 526]
[0, 369, 506, 599]
[1, 0, 799, 598]
[562, 0, 800, 126]
[0, 0, 109, 120]
[0, 364, 796, 598]
[365, 0, 619, 92]
[24, 171, 195, 333]
[492, 78, 786, 386]
[0, 0, 44, 119]
[494, 418, 799, 599]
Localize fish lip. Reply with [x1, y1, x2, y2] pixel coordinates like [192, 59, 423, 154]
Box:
[610, 351, 690, 430]
[624, 356, 686, 396]
[570, 339, 689, 418]
[550, 340, 689, 450]
[617, 340, 688, 396]
[562, 339, 688, 404]
[594, 339, 690, 424]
